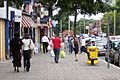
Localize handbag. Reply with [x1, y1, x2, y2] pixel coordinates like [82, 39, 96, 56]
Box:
[29, 39, 34, 50]
[50, 49, 55, 57]
[47, 44, 51, 50]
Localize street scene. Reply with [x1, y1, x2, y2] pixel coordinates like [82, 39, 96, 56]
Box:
[0, 0, 120, 80]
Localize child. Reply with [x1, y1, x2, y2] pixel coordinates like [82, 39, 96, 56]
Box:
[60, 39, 66, 58]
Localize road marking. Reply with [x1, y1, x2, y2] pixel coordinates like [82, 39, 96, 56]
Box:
[99, 59, 120, 70]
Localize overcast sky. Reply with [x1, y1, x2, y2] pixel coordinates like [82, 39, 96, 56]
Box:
[53, 7, 104, 22]
[69, 13, 104, 22]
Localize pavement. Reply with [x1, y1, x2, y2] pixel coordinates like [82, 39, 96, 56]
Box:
[0, 49, 120, 80]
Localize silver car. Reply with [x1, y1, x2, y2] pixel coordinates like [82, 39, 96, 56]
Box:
[96, 41, 107, 56]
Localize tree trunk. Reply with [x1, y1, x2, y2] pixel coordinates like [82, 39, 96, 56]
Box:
[74, 4, 77, 37]
[48, 6, 53, 17]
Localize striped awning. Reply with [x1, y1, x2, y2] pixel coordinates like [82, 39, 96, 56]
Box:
[22, 15, 37, 28]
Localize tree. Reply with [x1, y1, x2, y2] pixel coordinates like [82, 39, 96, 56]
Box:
[102, 11, 120, 35]
[0, 0, 23, 9]
[36, 0, 112, 35]
[101, 0, 120, 35]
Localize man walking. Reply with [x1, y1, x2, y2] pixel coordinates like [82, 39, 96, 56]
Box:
[52, 35, 62, 63]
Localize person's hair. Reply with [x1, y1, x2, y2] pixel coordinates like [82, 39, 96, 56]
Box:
[24, 33, 30, 39]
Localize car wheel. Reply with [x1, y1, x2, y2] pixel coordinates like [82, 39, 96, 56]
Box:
[110, 55, 114, 64]
[113, 52, 119, 65]
[105, 57, 108, 62]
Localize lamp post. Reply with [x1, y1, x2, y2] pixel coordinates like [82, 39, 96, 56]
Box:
[84, 15, 86, 34]
[68, 19, 70, 36]
[113, 0, 116, 35]
[60, 20, 62, 36]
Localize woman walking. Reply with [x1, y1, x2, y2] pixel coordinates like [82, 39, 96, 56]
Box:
[72, 37, 80, 61]
[10, 33, 23, 72]
[22, 33, 34, 72]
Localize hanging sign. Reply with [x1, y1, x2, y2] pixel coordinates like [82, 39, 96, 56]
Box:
[24, 0, 31, 4]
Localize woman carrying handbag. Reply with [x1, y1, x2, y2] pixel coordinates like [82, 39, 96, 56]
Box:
[22, 33, 34, 72]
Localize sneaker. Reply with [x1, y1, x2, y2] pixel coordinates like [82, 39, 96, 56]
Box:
[17, 69, 19, 72]
[75, 59, 78, 61]
[26, 68, 29, 72]
[14, 67, 16, 72]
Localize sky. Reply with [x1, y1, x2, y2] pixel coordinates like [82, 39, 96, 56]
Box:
[69, 13, 104, 22]
[53, 7, 104, 22]
[53, 9, 104, 22]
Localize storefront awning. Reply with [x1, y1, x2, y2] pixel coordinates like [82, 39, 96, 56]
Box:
[22, 15, 37, 28]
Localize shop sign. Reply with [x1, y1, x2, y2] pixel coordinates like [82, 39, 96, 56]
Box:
[8, 7, 22, 22]
[40, 16, 49, 24]
[24, 0, 31, 4]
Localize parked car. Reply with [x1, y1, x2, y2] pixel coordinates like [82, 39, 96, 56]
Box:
[96, 41, 107, 56]
[112, 41, 120, 66]
[105, 40, 120, 64]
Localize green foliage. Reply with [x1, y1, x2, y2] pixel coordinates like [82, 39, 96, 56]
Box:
[55, 0, 112, 15]
[1, 0, 23, 9]
[102, 11, 120, 35]
[36, 0, 113, 35]
[101, 0, 120, 35]
[0, 1, 3, 7]
[36, 0, 56, 6]
[0, 0, 23, 8]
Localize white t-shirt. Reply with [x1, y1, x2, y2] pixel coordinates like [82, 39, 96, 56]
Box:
[81, 39, 85, 46]
[22, 39, 34, 50]
[41, 36, 49, 43]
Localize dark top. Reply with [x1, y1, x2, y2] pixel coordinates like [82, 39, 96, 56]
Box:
[73, 40, 79, 54]
[10, 38, 23, 53]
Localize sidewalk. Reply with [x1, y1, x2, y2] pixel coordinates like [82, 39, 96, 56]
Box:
[0, 49, 120, 80]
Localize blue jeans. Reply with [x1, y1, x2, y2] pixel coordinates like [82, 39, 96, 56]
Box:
[53, 48, 60, 63]
[69, 45, 73, 53]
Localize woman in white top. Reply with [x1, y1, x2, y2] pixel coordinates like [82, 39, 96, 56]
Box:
[22, 33, 34, 72]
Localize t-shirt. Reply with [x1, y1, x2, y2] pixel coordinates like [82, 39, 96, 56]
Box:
[41, 36, 49, 42]
[52, 37, 61, 48]
[22, 39, 34, 50]
[81, 39, 85, 46]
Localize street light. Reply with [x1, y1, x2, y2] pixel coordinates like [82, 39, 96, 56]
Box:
[113, 0, 116, 35]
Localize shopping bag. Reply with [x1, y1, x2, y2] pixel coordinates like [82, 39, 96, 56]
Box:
[50, 49, 55, 57]
[47, 45, 52, 50]
[60, 50, 66, 58]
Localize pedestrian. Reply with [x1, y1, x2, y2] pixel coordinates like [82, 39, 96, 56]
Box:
[68, 36, 73, 54]
[64, 36, 68, 49]
[22, 33, 34, 72]
[10, 33, 23, 72]
[72, 36, 80, 61]
[81, 37, 86, 53]
[60, 39, 66, 58]
[41, 34, 49, 53]
[52, 35, 62, 63]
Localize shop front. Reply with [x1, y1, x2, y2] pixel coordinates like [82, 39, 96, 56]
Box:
[21, 12, 37, 42]
[0, 1, 7, 60]
[8, 7, 22, 39]
[0, 19, 6, 60]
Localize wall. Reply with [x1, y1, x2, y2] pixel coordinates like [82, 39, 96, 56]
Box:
[0, 19, 5, 60]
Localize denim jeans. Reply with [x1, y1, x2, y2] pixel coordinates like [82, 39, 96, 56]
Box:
[69, 45, 73, 53]
[53, 48, 60, 63]
[23, 50, 31, 70]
